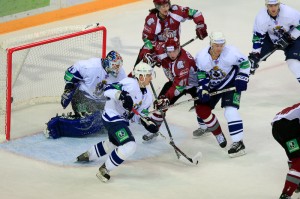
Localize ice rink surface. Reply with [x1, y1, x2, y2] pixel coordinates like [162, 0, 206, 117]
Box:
[1, 0, 300, 198]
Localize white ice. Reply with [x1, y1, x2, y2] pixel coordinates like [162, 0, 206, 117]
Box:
[1, 0, 300, 198]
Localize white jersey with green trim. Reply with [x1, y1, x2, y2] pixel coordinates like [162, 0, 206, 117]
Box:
[252, 4, 300, 53]
[71, 57, 127, 102]
[102, 77, 153, 123]
[195, 45, 250, 90]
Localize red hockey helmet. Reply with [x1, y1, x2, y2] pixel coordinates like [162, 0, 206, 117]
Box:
[153, 0, 170, 5]
[165, 37, 180, 52]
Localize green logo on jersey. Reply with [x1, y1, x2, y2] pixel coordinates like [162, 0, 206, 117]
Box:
[112, 84, 122, 91]
[115, 128, 129, 143]
[233, 93, 241, 106]
[286, 139, 300, 153]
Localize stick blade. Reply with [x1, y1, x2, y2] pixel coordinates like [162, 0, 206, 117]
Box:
[178, 152, 202, 166]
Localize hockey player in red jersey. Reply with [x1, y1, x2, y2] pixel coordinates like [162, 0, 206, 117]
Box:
[272, 103, 300, 199]
[142, 37, 207, 141]
[134, 0, 207, 68]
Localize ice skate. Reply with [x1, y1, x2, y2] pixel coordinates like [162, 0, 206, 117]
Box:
[142, 132, 159, 142]
[228, 140, 246, 158]
[76, 151, 90, 162]
[193, 127, 210, 137]
[96, 164, 110, 182]
[279, 193, 291, 199]
[43, 126, 50, 138]
[215, 133, 227, 148]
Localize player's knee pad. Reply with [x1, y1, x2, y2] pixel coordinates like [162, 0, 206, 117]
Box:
[46, 111, 103, 139]
[224, 106, 241, 122]
[117, 141, 137, 160]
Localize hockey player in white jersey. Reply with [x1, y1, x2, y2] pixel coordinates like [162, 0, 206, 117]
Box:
[76, 62, 159, 182]
[272, 103, 300, 199]
[44, 51, 126, 138]
[248, 0, 300, 82]
[194, 32, 250, 157]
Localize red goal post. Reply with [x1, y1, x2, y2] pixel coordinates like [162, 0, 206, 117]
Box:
[1, 24, 107, 141]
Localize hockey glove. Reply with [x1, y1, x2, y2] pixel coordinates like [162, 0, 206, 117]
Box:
[140, 117, 159, 134]
[153, 95, 170, 110]
[196, 23, 208, 40]
[235, 73, 249, 92]
[248, 52, 260, 75]
[61, 83, 77, 109]
[277, 32, 293, 49]
[197, 85, 210, 103]
[143, 53, 161, 68]
[118, 90, 133, 111]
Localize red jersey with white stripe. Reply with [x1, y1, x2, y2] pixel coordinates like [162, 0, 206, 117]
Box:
[272, 103, 300, 124]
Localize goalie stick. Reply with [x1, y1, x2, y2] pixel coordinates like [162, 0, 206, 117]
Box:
[131, 108, 201, 165]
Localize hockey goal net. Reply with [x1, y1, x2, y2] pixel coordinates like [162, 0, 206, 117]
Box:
[0, 24, 107, 141]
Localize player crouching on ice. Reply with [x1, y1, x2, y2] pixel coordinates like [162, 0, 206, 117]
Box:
[76, 63, 159, 182]
[44, 51, 126, 139]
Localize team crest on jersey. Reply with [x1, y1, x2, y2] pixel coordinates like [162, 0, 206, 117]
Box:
[162, 28, 176, 40]
[147, 18, 155, 26]
[177, 61, 184, 69]
[209, 66, 226, 86]
[94, 80, 107, 96]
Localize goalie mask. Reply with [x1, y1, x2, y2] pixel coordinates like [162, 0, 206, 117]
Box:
[102, 51, 123, 77]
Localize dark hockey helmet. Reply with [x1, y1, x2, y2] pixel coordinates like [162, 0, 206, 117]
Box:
[153, 0, 171, 8]
[102, 51, 123, 77]
[164, 37, 180, 52]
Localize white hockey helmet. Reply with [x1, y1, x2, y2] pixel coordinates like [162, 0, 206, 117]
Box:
[265, 0, 280, 5]
[210, 31, 226, 45]
[133, 62, 154, 79]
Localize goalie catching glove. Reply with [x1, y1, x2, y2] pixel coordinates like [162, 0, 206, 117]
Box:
[140, 117, 159, 134]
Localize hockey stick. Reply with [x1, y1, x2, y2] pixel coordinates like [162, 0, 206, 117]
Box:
[181, 36, 198, 48]
[132, 108, 201, 165]
[188, 87, 236, 112]
[149, 82, 202, 165]
[149, 82, 180, 158]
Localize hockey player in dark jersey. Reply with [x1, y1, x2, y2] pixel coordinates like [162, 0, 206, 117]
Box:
[272, 103, 300, 199]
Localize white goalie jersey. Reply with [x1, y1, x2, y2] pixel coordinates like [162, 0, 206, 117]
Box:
[70, 57, 126, 102]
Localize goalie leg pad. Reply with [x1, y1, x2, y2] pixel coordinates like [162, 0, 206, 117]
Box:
[46, 111, 104, 139]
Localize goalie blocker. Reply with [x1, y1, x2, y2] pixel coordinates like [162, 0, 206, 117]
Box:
[44, 111, 104, 139]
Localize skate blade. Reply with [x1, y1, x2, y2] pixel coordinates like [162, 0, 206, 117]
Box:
[192, 132, 211, 139]
[96, 172, 109, 183]
[228, 149, 246, 158]
[142, 135, 158, 143]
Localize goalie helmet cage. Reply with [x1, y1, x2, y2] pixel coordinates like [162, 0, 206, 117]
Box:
[0, 24, 107, 141]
